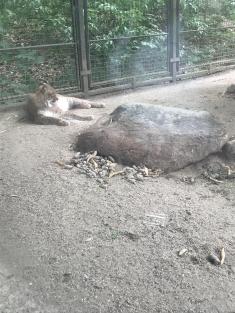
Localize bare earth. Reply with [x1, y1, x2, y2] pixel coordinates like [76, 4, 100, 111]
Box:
[0, 70, 235, 313]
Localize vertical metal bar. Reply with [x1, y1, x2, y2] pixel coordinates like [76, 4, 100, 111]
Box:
[172, 0, 177, 82]
[83, 0, 92, 89]
[167, 0, 172, 74]
[77, 0, 89, 96]
[176, 0, 180, 74]
[70, 0, 81, 91]
[167, 0, 180, 82]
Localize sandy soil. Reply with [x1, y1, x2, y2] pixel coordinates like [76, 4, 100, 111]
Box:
[0, 70, 235, 313]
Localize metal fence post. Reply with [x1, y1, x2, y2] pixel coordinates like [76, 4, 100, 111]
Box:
[168, 0, 180, 82]
[71, 0, 81, 91]
[83, 0, 92, 89]
[74, 0, 90, 97]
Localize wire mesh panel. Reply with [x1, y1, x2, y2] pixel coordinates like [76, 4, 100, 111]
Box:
[0, 0, 79, 103]
[1, 1, 235, 103]
[179, 0, 235, 74]
[87, 0, 169, 87]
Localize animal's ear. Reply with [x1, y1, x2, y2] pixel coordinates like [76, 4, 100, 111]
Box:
[38, 84, 46, 93]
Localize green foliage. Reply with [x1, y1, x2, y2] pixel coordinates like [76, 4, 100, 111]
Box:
[180, 0, 235, 68]
[0, 0, 235, 99]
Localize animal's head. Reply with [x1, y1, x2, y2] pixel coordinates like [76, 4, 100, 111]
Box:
[38, 83, 58, 103]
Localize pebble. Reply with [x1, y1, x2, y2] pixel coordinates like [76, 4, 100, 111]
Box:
[64, 164, 73, 170]
[207, 253, 221, 266]
[178, 248, 188, 257]
[100, 170, 108, 177]
[122, 231, 140, 241]
[136, 174, 144, 181]
[223, 139, 235, 161]
[72, 159, 79, 164]
[99, 184, 107, 190]
[74, 152, 81, 158]
[127, 168, 137, 174]
[100, 159, 106, 165]
[127, 178, 136, 184]
[108, 163, 116, 169]
[62, 273, 72, 283]
[126, 174, 134, 180]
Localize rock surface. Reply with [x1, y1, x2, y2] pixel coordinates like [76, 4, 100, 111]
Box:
[225, 84, 235, 96]
[223, 138, 235, 161]
[76, 104, 228, 172]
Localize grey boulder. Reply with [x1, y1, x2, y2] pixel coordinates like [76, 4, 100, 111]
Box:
[223, 138, 235, 161]
[76, 104, 228, 172]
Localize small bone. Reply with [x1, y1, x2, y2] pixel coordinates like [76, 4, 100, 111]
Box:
[91, 158, 98, 169]
[87, 151, 97, 163]
[206, 175, 223, 184]
[220, 247, 225, 265]
[55, 160, 64, 167]
[109, 170, 125, 178]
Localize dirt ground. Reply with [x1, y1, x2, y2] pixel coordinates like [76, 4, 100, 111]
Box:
[0, 70, 235, 313]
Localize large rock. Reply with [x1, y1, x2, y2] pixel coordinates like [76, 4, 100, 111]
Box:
[225, 84, 235, 97]
[76, 104, 228, 172]
[223, 138, 235, 161]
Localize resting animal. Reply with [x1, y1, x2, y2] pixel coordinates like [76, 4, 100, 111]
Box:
[25, 83, 105, 126]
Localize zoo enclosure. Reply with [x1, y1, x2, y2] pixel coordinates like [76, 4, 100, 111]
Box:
[0, 0, 235, 104]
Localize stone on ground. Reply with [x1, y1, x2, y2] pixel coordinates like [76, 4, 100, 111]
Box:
[225, 84, 235, 96]
[76, 104, 228, 172]
[223, 138, 235, 161]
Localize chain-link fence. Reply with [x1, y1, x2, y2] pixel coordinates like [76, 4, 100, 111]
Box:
[0, 0, 79, 103]
[0, 0, 235, 104]
[179, 0, 235, 74]
[88, 0, 168, 88]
